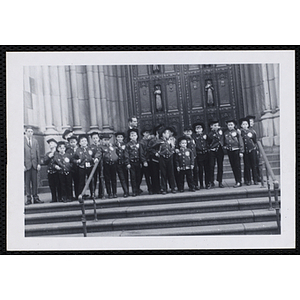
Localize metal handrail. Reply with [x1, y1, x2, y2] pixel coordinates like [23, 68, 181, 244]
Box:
[78, 159, 101, 237]
[257, 141, 280, 233]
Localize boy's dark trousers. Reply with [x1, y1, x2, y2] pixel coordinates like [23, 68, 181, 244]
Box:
[116, 163, 129, 194]
[149, 159, 161, 194]
[78, 166, 93, 197]
[103, 162, 117, 196]
[173, 155, 180, 189]
[227, 150, 242, 184]
[142, 164, 153, 193]
[93, 164, 104, 198]
[178, 169, 194, 191]
[129, 161, 141, 195]
[196, 153, 210, 187]
[58, 172, 72, 201]
[48, 172, 60, 202]
[71, 165, 79, 199]
[209, 147, 224, 183]
[192, 158, 198, 188]
[159, 156, 176, 192]
[243, 151, 258, 183]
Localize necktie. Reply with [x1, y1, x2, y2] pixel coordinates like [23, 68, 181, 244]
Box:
[29, 138, 31, 147]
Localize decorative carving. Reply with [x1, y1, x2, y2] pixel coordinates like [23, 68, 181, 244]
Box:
[154, 84, 163, 112]
[153, 65, 160, 74]
[205, 80, 214, 107]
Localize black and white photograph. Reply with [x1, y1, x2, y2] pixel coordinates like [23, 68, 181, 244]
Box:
[7, 50, 295, 250]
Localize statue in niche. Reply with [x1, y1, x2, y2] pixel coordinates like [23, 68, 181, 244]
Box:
[154, 85, 163, 112]
[205, 80, 214, 106]
[153, 65, 160, 74]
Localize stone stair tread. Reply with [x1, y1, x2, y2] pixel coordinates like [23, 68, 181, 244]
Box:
[49, 221, 278, 237]
[25, 197, 277, 223]
[25, 208, 277, 233]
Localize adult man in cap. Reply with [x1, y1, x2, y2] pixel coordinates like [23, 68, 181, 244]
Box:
[62, 128, 74, 150]
[24, 126, 43, 205]
[126, 116, 139, 141]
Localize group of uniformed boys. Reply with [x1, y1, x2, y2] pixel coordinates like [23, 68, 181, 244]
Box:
[44, 115, 260, 203]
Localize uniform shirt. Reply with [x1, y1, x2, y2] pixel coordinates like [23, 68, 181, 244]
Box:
[115, 141, 127, 164]
[125, 140, 141, 165]
[207, 129, 224, 151]
[241, 129, 257, 153]
[100, 144, 118, 164]
[66, 146, 79, 168]
[53, 152, 72, 173]
[175, 147, 194, 170]
[224, 129, 244, 152]
[158, 137, 175, 159]
[90, 143, 102, 159]
[194, 133, 208, 154]
[148, 136, 161, 163]
[248, 127, 258, 145]
[140, 137, 152, 163]
[73, 146, 96, 169]
[183, 135, 196, 157]
[44, 150, 58, 174]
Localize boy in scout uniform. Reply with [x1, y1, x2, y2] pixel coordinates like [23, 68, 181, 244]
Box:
[90, 131, 104, 199]
[183, 126, 198, 190]
[66, 135, 80, 199]
[53, 141, 73, 202]
[175, 136, 195, 192]
[73, 134, 99, 199]
[158, 127, 177, 194]
[224, 119, 244, 188]
[115, 132, 129, 198]
[240, 118, 259, 185]
[100, 133, 118, 198]
[140, 126, 154, 195]
[62, 128, 73, 151]
[207, 120, 225, 188]
[148, 124, 164, 194]
[246, 115, 261, 182]
[125, 129, 142, 197]
[193, 122, 210, 189]
[44, 138, 61, 202]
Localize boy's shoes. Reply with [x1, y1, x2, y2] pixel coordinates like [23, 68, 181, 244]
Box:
[139, 189, 143, 195]
[189, 188, 196, 192]
[123, 193, 128, 198]
[233, 182, 242, 188]
[219, 183, 224, 188]
[254, 181, 259, 185]
[200, 185, 204, 190]
[179, 190, 184, 193]
[108, 194, 113, 199]
[25, 199, 32, 205]
[245, 182, 251, 186]
[33, 197, 44, 204]
[206, 184, 211, 190]
[113, 194, 118, 198]
[171, 189, 177, 194]
[132, 193, 137, 197]
[162, 191, 167, 195]
[211, 182, 215, 187]
[195, 186, 200, 190]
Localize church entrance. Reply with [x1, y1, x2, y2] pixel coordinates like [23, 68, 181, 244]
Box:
[126, 64, 244, 135]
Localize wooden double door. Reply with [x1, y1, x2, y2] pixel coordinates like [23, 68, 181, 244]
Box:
[127, 64, 244, 136]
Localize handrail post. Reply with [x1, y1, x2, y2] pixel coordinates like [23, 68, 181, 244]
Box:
[259, 161, 264, 188]
[78, 159, 101, 237]
[78, 195, 87, 237]
[265, 167, 273, 210]
[273, 180, 281, 233]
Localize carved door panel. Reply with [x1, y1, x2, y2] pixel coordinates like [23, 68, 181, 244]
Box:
[128, 64, 242, 136]
[182, 64, 240, 130]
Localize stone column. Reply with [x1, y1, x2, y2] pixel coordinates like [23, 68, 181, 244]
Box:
[69, 66, 84, 134]
[260, 64, 274, 147]
[116, 65, 127, 132]
[93, 65, 103, 130]
[42, 66, 58, 135]
[58, 66, 70, 131]
[98, 65, 112, 132]
[107, 65, 118, 131]
[86, 65, 99, 132]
